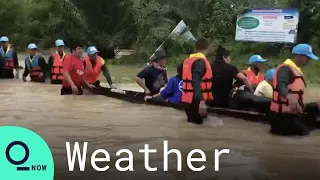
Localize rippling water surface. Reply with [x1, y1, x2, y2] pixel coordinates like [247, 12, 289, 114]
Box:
[1, 77, 320, 180]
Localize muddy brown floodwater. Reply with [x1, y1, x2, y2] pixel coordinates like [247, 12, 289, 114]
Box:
[1, 78, 320, 179]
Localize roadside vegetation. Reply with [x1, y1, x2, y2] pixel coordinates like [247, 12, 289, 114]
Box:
[2, 0, 320, 83]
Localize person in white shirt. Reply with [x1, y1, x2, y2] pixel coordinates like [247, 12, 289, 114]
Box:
[254, 68, 275, 99]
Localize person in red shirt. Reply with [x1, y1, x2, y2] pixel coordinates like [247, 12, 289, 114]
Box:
[61, 42, 95, 95]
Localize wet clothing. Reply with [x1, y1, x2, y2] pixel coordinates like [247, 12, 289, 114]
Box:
[182, 53, 213, 103]
[83, 57, 113, 86]
[269, 59, 312, 136]
[160, 75, 182, 104]
[211, 61, 239, 107]
[254, 80, 273, 99]
[271, 63, 305, 114]
[269, 103, 319, 136]
[23, 54, 47, 82]
[62, 55, 84, 88]
[185, 100, 207, 124]
[48, 52, 66, 84]
[268, 112, 309, 136]
[0, 46, 19, 78]
[276, 66, 294, 96]
[61, 86, 84, 95]
[137, 65, 168, 95]
[183, 53, 211, 124]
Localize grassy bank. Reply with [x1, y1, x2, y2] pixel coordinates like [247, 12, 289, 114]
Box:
[108, 52, 320, 84]
[105, 64, 175, 83]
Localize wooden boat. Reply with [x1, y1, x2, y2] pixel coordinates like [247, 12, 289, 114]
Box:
[93, 87, 268, 122]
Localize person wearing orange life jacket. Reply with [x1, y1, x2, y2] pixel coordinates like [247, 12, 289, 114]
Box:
[22, 43, 48, 83]
[83, 46, 115, 88]
[234, 55, 267, 90]
[48, 39, 66, 84]
[0, 36, 19, 79]
[182, 38, 213, 124]
[269, 44, 319, 136]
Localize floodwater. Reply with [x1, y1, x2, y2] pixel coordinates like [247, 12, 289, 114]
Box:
[1, 66, 320, 179]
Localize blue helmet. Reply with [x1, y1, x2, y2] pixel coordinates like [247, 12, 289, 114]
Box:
[248, 55, 268, 64]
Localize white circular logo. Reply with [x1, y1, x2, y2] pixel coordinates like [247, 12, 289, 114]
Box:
[178, 80, 183, 92]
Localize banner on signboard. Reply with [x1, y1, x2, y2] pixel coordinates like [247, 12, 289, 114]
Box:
[235, 8, 299, 43]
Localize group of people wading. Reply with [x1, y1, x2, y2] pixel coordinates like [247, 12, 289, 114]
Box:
[1, 36, 319, 137]
[0, 37, 114, 95]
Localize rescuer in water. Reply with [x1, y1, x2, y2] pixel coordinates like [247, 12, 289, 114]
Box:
[48, 39, 66, 84]
[0, 36, 20, 79]
[181, 38, 213, 124]
[61, 41, 95, 95]
[83, 46, 115, 88]
[22, 43, 48, 83]
[269, 44, 319, 136]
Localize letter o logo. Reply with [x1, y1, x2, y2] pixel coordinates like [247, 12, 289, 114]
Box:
[5, 141, 29, 165]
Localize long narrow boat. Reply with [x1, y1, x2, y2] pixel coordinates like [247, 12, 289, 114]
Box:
[93, 87, 268, 122]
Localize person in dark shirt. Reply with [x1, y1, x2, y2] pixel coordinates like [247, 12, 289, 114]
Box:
[210, 45, 254, 108]
[146, 63, 183, 104]
[22, 43, 48, 83]
[0, 36, 19, 79]
[269, 44, 319, 136]
[182, 38, 213, 124]
[135, 49, 168, 95]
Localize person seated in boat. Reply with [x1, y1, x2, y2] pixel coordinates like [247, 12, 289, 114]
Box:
[210, 45, 254, 108]
[0, 36, 19, 79]
[135, 49, 168, 95]
[145, 63, 183, 104]
[269, 44, 319, 136]
[83, 46, 115, 88]
[254, 68, 276, 99]
[234, 54, 267, 90]
[61, 41, 95, 95]
[48, 39, 66, 84]
[22, 43, 48, 83]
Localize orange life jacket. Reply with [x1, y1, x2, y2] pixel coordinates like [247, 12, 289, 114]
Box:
[0, 46, 15, 70]
[181, 56, 213, 103]
[242, 68, 264, 85]
[270, 64, 305, 114]
[83, 56, 102, 84]
[51, 52, 65, 81]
